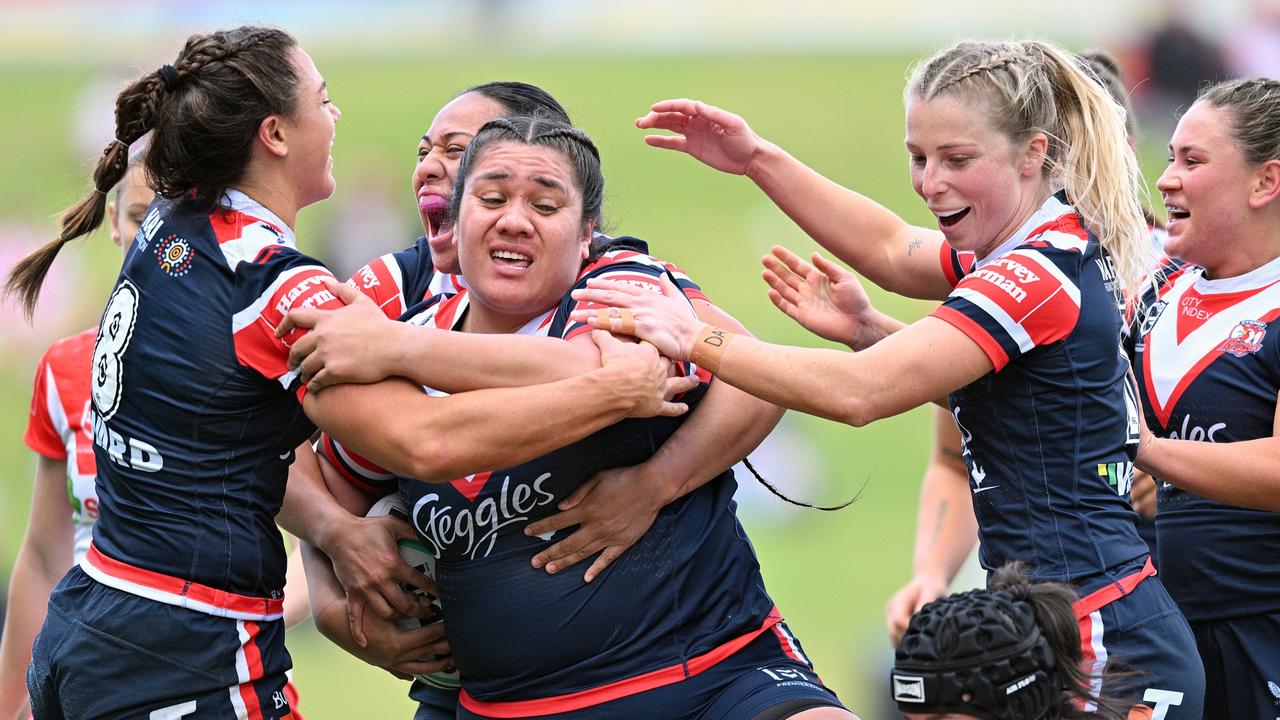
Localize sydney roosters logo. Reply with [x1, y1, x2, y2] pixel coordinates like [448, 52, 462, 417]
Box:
[1219, 319, 1267, 358]
[411, 473, 556, 559]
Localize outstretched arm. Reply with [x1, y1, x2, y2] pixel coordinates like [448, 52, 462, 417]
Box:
[303, 332, 696, 483]
[1136, 393, 1280, 511]
[0, 457, 75, 720]
[572, 276, 991, 428]
[637, 99, 950, 300]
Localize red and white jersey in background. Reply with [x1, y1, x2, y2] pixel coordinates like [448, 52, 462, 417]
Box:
[24, 328, 99, 563]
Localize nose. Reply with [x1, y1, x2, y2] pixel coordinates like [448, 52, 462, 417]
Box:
[329, 101, 342, 123]
[415, 149, 445, 188]
[1155, 163, 1178, 194]
[495, 203, 534, 237]
[919, 160, 946, 199]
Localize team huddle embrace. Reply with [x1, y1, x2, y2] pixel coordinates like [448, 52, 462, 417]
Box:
[2, 22, 1279, 720]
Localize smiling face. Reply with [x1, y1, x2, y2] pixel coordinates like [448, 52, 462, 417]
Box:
[905, 94, 1048, 258]
[455, 140, 592, 331]
[283, 46, 341, 210]
[414, 92, 508, 274]
[1157, 101, 1257, 273]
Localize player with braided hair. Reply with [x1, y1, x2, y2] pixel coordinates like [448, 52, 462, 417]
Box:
[891, 565, 1140, 720]
[11, 27, 684, 720]
[573, 38, 1205, 717]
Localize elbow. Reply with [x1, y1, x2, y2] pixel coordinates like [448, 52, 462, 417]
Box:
[840, 396, 884, 428]
[401, 439, 456, 484]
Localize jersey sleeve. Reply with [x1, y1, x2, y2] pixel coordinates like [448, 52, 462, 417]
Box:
[929, 249, 1081, 371]
[939, 244, 977, 288]
[350, 253, 413, 321]
[315, 432, 397, 496]
[24, 351, 66, 459]
[230, 245, 347, 401]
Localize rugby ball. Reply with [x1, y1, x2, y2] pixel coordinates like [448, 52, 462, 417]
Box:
[365, 493, 460, 690]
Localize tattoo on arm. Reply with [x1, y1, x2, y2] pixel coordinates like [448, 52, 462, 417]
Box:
[907, 236, 925, 257]
[924, 498, 949, 553]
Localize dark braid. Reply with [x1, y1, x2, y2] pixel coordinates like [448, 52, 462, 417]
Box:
[4, 26, 298, 319]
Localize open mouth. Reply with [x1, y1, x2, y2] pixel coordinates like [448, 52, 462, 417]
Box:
[1165, 204, 1190, 222]
[936, 207, 970, 228]
[491, 249, 532, 269]
[419, 193, 450, 234]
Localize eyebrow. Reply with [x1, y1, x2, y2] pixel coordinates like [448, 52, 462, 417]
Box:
[422, 130, 475, 145]
[473, 170, 569, 194]
[1169, 144, 1208, 155]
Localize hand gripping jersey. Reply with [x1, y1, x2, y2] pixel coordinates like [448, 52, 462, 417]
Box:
[82, 190, 344, 620]
[25, 329, 99, 562]
[1128, 255, 1280, 622]
[931, 193, 1150, 593]
[322, 251, 782, 716]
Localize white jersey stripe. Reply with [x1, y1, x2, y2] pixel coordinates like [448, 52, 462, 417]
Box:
[952, 286, 1035, 353]
[231, 265, 333, 334]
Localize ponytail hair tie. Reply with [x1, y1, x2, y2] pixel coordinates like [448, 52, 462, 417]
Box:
[158, 64, 180, 91]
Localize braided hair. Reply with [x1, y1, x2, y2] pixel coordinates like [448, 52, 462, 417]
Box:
[906, 39, 1152, 300]
[5, 26, 299, 318]
[448, 115, 605, 258]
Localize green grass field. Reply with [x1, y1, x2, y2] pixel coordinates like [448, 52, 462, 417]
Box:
[0, 50, 1171, 718]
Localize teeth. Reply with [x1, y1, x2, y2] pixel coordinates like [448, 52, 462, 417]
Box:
[492, 250, 530, 262]
[936, 208, 967, 218]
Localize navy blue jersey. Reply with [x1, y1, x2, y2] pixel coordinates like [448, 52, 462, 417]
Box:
[931, 194, 1150, 593]
[1128, 256, 1280, 621]
[83, 190, 343, 620]
[320, 251, 776, 715]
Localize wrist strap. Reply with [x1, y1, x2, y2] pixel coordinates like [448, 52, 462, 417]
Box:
[690, 325, 733, 374]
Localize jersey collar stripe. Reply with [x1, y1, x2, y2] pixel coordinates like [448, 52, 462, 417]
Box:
[458, 608, 784, 716]
[1193, 254, 1280, 294]
[80, 542, 284, 621]
[224, 189, 295, 245]
[974, 195, 1074, 270]
[1144, 271, 1280, 422]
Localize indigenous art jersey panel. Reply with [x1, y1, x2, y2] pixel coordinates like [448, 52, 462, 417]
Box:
[321, 253, 769, 707]
[931, 193, 1150, 592]
[1129, 256, 1280, 621]
[25, 328, 100, 562]
[87, 191, 343, 613]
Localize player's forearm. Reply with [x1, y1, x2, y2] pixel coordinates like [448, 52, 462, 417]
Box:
[647, 380, 783, 503]
[709, 319, 985, 429]
[300, 542, 354, 649]
[277, 442, 361, 555]
[384, 323, 600, 392]
[1138, 435, 1280, 512]
[911, 463, 979, 583]
[640, 302, 784, 500]
[745, 142, 948, 300]
[281, 539, 311, 629]
[312, 371, 639, 484]
[0, 550, 63, 716]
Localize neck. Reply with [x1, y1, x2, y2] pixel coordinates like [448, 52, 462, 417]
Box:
[976, 185, 1052, 261]
[460, 301, 539, 335]
[234, 166, 299, 230]
[1201, 218, 1280, 279]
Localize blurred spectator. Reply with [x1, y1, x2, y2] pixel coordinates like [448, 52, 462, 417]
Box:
[1227, 0, 1280, 78]
[1138, 1, 1226, 134]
